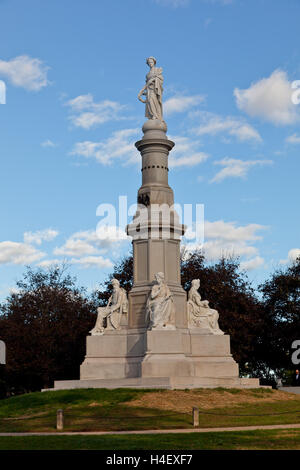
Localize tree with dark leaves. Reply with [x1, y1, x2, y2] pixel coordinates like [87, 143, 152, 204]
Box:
[0, 265, 96, 394]
[258, 257, 300, 383]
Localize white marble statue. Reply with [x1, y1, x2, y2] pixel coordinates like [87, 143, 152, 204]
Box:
[138, 56, 164, 121]
[146, 272, 175, 330]
[187, 279, 223, 335]
[90, 278, 128, 335]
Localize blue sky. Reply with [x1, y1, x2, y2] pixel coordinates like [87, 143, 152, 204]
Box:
[0, 0, 299, 298]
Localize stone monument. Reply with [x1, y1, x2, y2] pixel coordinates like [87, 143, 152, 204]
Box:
[51, 58, 260, 390]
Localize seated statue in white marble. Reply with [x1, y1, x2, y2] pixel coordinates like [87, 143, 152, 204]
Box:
[187, 279, 223, 335]
[90, 278, 128, 335]
[146, 272, 175, 330]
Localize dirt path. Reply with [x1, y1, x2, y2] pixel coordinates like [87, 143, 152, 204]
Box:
[1, 423, 300, 436]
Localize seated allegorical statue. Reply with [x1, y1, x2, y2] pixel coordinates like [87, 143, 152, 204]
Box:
[187, 279, 223, 335]
[90, 278, 128, 335]
[146, 272, 175, 330]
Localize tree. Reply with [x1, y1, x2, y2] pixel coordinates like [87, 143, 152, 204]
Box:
[0, 265, 96, 394]
[258, 258, 300, 382]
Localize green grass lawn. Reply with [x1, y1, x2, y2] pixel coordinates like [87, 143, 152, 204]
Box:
[0, 388, 300, 433]
[0, 429, 300, 450]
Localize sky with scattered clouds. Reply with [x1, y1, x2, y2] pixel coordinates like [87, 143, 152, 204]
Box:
[0, 0, 299, 298]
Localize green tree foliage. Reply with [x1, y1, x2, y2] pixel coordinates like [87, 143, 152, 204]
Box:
[0, 265, 96, 394]
[258, 258, 300, 381]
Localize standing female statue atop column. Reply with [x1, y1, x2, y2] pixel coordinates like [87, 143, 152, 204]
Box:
[138, 57, 164, 121]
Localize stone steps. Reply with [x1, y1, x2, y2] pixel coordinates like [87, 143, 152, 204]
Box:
[42, 375, 262, 391]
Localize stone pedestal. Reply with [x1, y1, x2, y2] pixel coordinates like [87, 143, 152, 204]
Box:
[53, 327, 260, 390]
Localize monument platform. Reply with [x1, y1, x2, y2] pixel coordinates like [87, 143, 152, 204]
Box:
[48, 328, 261, 391]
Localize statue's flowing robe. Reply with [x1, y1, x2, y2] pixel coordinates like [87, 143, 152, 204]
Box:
[91, 288, 128, 334]
[187, 287, 220, 332]
[145, 67, 163, 121]
[147, 282, 174, 328]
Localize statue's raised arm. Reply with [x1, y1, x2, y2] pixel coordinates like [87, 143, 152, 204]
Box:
[138, 57, 164, 122]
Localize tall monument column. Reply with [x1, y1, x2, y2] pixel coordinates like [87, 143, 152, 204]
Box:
[127, 118, 187, 330]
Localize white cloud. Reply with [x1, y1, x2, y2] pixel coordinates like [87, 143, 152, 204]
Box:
[240, 256, 264, 271]
[168, 135, 209, 168]
[72, 129, 208, 169]
[71, 128, 139, 165]
[205, 220, 265, 242]
[288, 248, 300, 262]
[234, 70, 298, 125]
[66, 93, 126, 129]
[280, 248, 300, 264]
[211, 157, 272, 183]
[205, 0, 233, 4]
[70, 256, 113, 269]
[0, 55, 49, 91]
[54, 238, 98, 257]
[54, 228, 129, 258]
[41, 139, 56, 148]
[164, 95, 205, 115]
[38, 259, 63, 268]
[154, 0, 189, 6]
[0, 241, 45, 265]
[24, 229, 58, 245]
[193, 112, 262, 142]
[184, 220, 266, 267]
[286, 133, 300, 144]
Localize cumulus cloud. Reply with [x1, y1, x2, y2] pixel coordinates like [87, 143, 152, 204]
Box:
[52, 228, 129, 269]
[211, 157, 272, 183]
[41, 139, 56, 148]
[0, 241, 45, 265]
[71, 130, 208, 169]
[183, 220, 266, 267]
[193, 112, 262, 142]
[240, 256, 264, 271]
[288, 248, 300, 262]
[164, 95, 205, 115]
[168, 135, 209, 168]
[71, 128, 139, 165]
[286, 133, 300, 144]
[66, 93, 126, 129]
[24, 229, 58, 245]
[234, 70, 298, 125]
[154, 0, 190, 7]
[70, 256, 113, 269]
[205, 220, 264, 242]
[54, 228, 129, 258]
[0, 55, 49, 91]
[38, 259, 63, 268]
[280, 248, 300, 264]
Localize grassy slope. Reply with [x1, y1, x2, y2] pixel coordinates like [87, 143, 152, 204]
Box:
[0, 388, 300, 433]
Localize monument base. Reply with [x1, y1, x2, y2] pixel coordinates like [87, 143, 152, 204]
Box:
[48, 327, 262, 391]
